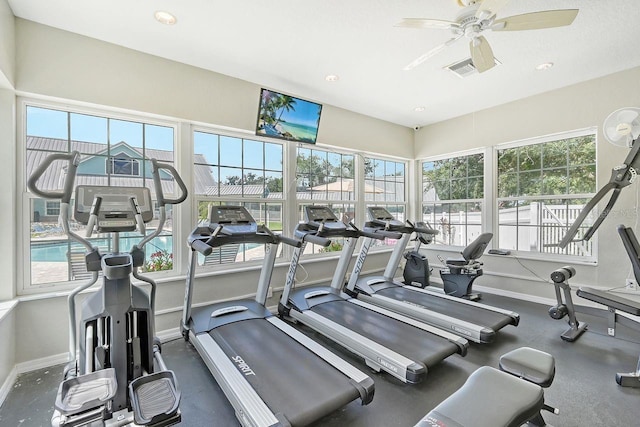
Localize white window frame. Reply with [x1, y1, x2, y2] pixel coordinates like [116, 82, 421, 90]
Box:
[363, 155, 409, 251]
[19, 97, 181, 294]
[419, 147, 489, 250]
[106, 155, 141, 176]
[494, 127, 598, 263]
[45, 200, 61, 216]
[191, 126, 286, 269]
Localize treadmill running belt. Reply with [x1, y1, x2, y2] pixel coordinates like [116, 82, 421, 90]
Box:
[311, 300, 459, 368]
[210, 318, 360, 426]
[377, 287, 514, 330]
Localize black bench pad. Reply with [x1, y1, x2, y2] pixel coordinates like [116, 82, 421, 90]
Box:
[577, 287, 640, 316]
[415, 366, 543, 427]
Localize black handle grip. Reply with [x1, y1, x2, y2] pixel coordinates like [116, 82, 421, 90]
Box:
[191, 239, 213, 256]
[414, 226, 439, 235]
[361, 229, 402, 240]
[278, 235, 302, 248]
[359, 229, 387, 240]
[27, 151, 80, 203]
[550, 266, 576, 283]
[305, 234, 331, 247]
[151, 159, 188, 207]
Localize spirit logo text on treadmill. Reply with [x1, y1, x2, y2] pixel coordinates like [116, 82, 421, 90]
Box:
[232, 355, 256, 376]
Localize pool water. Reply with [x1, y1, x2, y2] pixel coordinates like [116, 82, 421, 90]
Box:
[31, 235, 173, 262]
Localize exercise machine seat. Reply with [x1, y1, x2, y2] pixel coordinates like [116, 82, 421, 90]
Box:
[416, 366, 544, 427]
[445, 233, 493, 267]
[499, 347, 555, 388]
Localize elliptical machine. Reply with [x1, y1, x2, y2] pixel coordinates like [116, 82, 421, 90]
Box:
[28, 151, 187, 427]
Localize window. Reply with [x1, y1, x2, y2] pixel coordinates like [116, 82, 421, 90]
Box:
[296, 146, 356, 255]
[422, 152, 484, 246]
[107, 155, 140, 176]
[364, 156, 407, 248]
[45, 201, 60, 216]
[25, 105, 177, 288]
[496, 131, 596, 257]
[193, 130, 283, 267]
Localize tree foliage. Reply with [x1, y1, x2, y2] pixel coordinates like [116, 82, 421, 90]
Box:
[496, 135, 596, 199]
[422, 153, 484, 201]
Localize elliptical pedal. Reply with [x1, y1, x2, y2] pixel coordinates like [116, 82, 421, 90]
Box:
[129, 371, 181, 426]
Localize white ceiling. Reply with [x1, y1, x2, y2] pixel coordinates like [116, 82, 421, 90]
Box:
[8, 0, 640, 128]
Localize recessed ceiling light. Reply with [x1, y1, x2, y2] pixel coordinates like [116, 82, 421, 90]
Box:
[536, 62, 554, 71]
[414, 106, 425, 112]
[325, 74, 339, 82]
[154, 11, 177, 25]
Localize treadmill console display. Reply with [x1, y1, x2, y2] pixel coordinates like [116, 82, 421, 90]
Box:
[209, 206, 258, 234]
[304, 206, 348, 233]
[305, 206, 339, 223]
[74, 186, 153, 227]
[368, 207, 394, 221]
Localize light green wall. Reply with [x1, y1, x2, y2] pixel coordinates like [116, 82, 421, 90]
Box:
[0, 309, 15, 399]
[15, 19, 412, 158]
[415, 66, 640, 302]
[0, 89, 15, 302]
[0, 0, 15, 88]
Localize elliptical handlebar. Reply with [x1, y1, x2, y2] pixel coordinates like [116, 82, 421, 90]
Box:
[151, 159, 188, 208]
[27, 151, 81, 203]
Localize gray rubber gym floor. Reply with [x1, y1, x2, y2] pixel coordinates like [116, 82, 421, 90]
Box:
[1, 293, 639, 426]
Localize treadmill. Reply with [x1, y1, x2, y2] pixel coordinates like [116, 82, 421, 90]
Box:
[278, 206, 468, 384]
[344, 206, 519, 344]
[181, 206, 374, 427]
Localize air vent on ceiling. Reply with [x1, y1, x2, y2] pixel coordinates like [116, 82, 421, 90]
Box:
[445, 57, 501, 78]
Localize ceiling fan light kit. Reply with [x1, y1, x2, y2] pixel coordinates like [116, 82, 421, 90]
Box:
[397, 0, 579, 73]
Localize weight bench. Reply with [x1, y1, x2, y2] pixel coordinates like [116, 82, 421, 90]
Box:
[550, 225, 640, 388]
[416, 347, 557, 427]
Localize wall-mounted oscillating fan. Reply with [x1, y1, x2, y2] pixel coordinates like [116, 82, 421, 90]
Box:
[603, 107, 640, 148]
[397, 0, 579, 73]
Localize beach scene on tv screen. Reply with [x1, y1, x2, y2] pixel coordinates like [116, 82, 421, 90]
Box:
[257, 90, 321, 143]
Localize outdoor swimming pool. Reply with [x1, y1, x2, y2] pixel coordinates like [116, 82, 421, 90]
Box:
[31, 234, 173, 262]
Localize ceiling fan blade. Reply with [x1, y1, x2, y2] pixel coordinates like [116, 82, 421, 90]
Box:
[395, 18, 458, 30]
[475, 0, 511, 20]
[493, 9, 578, 31]
[470, 36, 495, 73]
[403, 35, 463, 71]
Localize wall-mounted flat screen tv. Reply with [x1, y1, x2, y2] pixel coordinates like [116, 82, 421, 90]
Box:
[256, 88, 322, 144]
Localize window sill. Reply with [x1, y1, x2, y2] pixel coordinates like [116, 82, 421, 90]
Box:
[0, 300, 18, 322]
[422, 245, 597, 266]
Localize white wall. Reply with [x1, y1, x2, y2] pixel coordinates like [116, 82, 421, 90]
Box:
[0, 0, 15, 88]
[415, 66, 640, 301]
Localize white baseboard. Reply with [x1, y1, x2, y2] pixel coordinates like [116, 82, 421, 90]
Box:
[473, 284, 557, 306]
[0, 366, 17, 407]
[157, 327, 182, 343]
[15, 352, 69, 374]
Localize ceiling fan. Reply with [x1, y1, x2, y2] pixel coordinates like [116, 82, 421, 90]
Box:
[397, 0, 578, 73]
